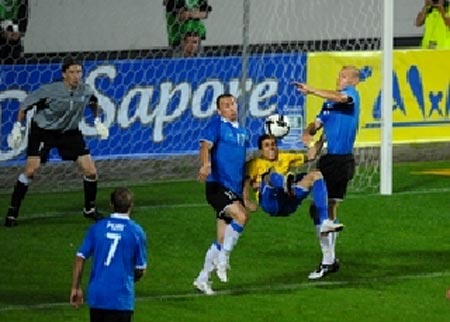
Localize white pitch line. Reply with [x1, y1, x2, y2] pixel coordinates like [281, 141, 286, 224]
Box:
[10, 203, 208, 222]
[8, 186, 450, 222]
[1, 271, 450, 312]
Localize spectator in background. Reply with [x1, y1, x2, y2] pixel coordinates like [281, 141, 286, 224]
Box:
[178, 31, 201, 57]
[415, 0, 450, 49]
[163, 0, 211, 54]
[0, 0, 28, 63]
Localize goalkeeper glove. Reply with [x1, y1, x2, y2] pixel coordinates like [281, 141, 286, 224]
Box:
[94, 118, 109, 140]
[7, 122, 24, 149]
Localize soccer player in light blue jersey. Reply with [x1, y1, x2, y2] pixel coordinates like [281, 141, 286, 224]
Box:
[193, 93, 257, 295]
[294, 65, 360, 280]
[70, 187, 148, 322]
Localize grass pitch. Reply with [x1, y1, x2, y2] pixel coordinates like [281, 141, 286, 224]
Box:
[1, 161, 450, 322]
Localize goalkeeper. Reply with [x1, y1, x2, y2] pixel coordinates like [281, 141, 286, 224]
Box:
[4, 56, 109, 227]
[245, 134, 343, 234]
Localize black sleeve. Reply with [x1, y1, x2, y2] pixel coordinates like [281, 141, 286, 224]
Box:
[23, 98, 49, 112]
[134, 269, 145, 282]
[87, 95, 99, 116]
[165, 0, 184, 12]
[199, 0, 211, 12]
[88, 95, 98, 107]
[17, 0, 28, 33]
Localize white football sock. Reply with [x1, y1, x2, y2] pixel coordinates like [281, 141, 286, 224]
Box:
[316, 225, 333, 265]
[329, 231, 338, 262]
[223, 221, 243, 252]
[196, 242, 221, 282]
[219, 221, 244, 266]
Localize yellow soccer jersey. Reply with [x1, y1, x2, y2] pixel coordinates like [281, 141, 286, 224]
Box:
[246, 152, 306, 190]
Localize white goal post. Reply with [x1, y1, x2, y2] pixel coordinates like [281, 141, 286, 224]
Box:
[381, 0, 394, 195]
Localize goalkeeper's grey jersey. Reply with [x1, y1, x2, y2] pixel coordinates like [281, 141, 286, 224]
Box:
[22, 81, 95, 131]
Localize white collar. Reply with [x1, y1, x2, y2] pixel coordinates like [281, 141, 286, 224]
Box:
[220, 116, 239, 128]
[110, 212, 130, 220]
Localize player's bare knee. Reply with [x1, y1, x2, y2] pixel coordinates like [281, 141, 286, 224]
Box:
[240, 212, 250, 225]
[300, 172, 316, 187]
[82, 164, 97, 178]
[24, 165, 39, 178]
[231, 208, 248, 226]
[78, 156, 97, 176]
[234, 215, 248, 226]
[310, 170, 323, 181]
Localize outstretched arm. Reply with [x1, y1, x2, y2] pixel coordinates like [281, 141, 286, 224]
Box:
[293, 82, 349, 103]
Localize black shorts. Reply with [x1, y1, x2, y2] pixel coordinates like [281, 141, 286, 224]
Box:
[318, 154, 355, 200]
[27, 121, 90, 163]
[205, 182, 243, 224]
[90, 308, 133, 322]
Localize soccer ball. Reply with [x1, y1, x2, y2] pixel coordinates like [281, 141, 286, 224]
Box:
[264, 114, 290, 138]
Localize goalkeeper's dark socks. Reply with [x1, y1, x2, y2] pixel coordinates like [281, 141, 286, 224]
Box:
[4, 207, 18, 227]
[83, 207, 103, 221]
[10, 179, 29, 211]
[83, 175, 98, 210]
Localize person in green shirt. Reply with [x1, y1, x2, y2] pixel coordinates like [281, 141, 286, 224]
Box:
[163, 0, 211, 51]
[0, 0, 28, 62]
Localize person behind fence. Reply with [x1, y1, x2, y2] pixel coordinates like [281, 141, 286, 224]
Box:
[163, 0, 211, 53]
[180, 31, 201, 57]
[293, 65, 360, 280]
[415, 0, 450, 49]
[0, 0, 28, 63]
[70, 187, 148, 322]
[193, 93, 257, 295]
[4, 56, 110, 227]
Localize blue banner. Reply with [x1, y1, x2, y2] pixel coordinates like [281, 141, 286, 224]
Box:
[0, 53, 307, 163]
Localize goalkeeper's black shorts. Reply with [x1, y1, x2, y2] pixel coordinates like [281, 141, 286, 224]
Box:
[27, 121, 90, 163]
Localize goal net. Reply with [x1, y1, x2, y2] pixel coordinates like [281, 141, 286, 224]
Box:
[0, 0, 382, 194]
